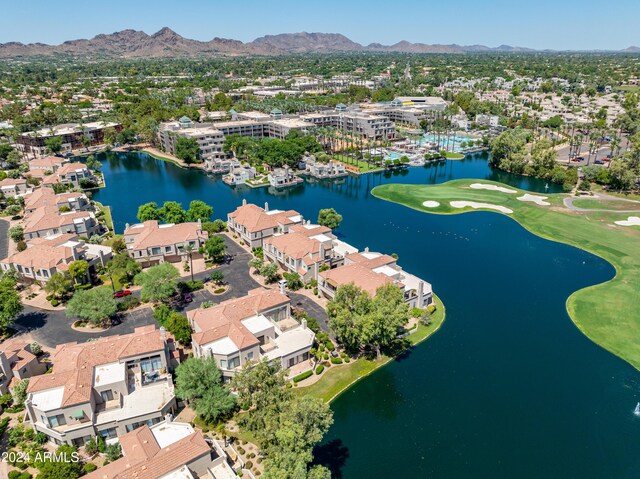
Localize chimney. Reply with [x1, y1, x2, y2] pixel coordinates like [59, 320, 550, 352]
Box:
[125, 223, 129, 230]
[160, 326, 166, 342]
[279, 279, 286, 295]
[197, 218, 202, 228]
[364, 247, 369, 253]
[264, 202, 269, 212]
[302, 318, 307, 330]
[418, 281, 424, 307]
[165, 413, 173, 423]
[242, 199, 247, 206]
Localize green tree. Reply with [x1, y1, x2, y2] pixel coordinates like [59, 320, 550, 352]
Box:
[259, 262, 279, 283]
[166, 311, 192, 344]
[65, 287, 117, 326]
[44, 272, 72, 299]
[327, 283, 371, 352]
[489, 128, 530, 174]
[85, 154, 102, 171]
[362, 284, 410, 359]
[12, 378, 29, 405]
[134, 263, 179, 302]
[210, 270, 224, 284]
[45, 136, 63, 155]
[159, 201, 187, 224]
[137, 202, 160, 222]
[209, 92, 233, 111]
[203, 236, 227, 263]
[317, 208, 343, 230]
[0, 277, 22, 331]
[107, 252, 141, 285]
[36, 444, 81, 479]
[67, 260, 89, 284]
[187, 200, 213, 222]
[8, 226, 24, 243]
[175, 136, 200, 164]
[282, 272, 303, 291]
[175, 357, 236, 423]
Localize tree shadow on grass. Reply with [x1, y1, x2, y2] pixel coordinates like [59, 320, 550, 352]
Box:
[313, 439, 350, 479]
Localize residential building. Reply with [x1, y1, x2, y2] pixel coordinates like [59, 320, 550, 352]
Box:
[222, 161, 257, 186]
[475, 114, 500, 128]
[0, 234, 112, 283]
[84, 419, 238, 479]
[27, 155, 69, 172]
[0, 178, 31, 198]
[268, 166, 303, 188]
[227, 201, 303, 248]
[23, 188, 90, 215]
[263, 223, 354, 281]
[42, 163, 96, 188]
[123, 220, 208, 267]
[25, 325, 179, 446]
[303, 155, 347, 179]
[318, 249, 433, 309]
[0, 340, 47, 395]
[22, 206, 99, 240]
[16, 122, 121, 157]
[302, 105, 396, 140]
[188, 287, 315, 379]
[158, 116, 226, 162]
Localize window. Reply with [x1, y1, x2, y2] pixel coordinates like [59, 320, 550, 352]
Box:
[165, 246, 172, 253]
[246, 352, 254, 361]
[151, 247, 161, 255]
[100, 390, 114, 402]
[47, 414, 66, 428]
[219, 359, 228, 369]
[98, 428, 117, 439]
[228, 357, 240, 369]
[140, 356, 162, 373]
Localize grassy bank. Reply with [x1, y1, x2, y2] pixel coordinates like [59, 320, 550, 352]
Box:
[571, 198, 640, 211]
[445, 152, 465, 159]
[297, 294, 446, 403]
[372, 179, 640, 370]
[94, 201, 114, 232]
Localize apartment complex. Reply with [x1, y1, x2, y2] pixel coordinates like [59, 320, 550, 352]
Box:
[41, 163, 96, 189]
[23, 188, 90, 215]
[123, 220, 208, 267]
[318, 250, 433, 309]
[188, 287, 315, 379]
[25, 325, 179, 446]
[22, 206, 99, 240]
[0, 340, 47, 395]
[0, 233, 112, 283]
[84, 419, 238, 479]
[16, 121, 121, 157]
[0, 178, 31, 198]
[227, 201, 304, 248]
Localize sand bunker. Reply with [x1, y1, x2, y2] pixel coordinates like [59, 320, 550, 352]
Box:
[517, 194, 550, 206]
[450, 201, 513, 214]
[422, 201, 440, 208]
[469, 183, 517, 194]
[614, 216, 640, 227]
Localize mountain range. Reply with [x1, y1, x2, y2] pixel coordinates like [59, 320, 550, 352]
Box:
[0, 28, 637, 58]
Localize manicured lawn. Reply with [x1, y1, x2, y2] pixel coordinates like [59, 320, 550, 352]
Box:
[372, 180, 640, 370]
[444, 152, 465, 159]
[296, 294, 446, 403]
[94, 201, 114, 232]
[572, 198, 640, 211]
[333, 155, 381, 172]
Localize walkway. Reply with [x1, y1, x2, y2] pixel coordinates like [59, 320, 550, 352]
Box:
[0, 218, 8, 260]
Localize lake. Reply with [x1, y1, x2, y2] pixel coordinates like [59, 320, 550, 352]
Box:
[90, 151, 640, 478]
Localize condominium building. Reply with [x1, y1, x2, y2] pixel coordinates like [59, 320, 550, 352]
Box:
[41, 163, 96, 188]
[188, 288, 315, 379]
[27, 155, 69, 172]
[227, 201, 304, 248]
[25, 325, 179, 446]
[84, 419, 238, 479]
[0, 178, 31, 198]
[302, 154, 347, 179]
[23, 189, 90, 215]
[0, 340, 47, 395]
[318, 249, 433, 309]
[16, 121, 121, 157]
[23, 206, 100, 240]
[301, 105, 395, 140]
[0, 233, 112, 283]
[267, 166, 303, 188]
[123, 220, 208, 267]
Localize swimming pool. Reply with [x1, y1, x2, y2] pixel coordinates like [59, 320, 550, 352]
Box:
[420, 134, 478, 152]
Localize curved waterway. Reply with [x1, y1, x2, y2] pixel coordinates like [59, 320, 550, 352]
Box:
[90, 151, 640, 478]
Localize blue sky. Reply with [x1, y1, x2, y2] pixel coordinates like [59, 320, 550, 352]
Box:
[1, 0, 638, 50]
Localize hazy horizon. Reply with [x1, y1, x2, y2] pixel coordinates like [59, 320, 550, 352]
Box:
[1, 0, 639, 51]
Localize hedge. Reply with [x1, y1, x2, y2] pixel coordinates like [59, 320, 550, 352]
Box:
[315, 365, 325, 375]
[292, 371, 313, 382]
[330, 357, 343, 365]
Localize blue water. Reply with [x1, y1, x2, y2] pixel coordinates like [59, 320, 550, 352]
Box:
[87, 150, 640, 479]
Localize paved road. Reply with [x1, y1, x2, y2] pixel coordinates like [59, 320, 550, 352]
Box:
[0, 219, 9, 260]
[15, 235, 330, 347]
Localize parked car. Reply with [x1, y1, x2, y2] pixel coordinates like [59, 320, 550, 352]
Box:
[595, 160, 604, 165]
[113, 289, 132, 298]
[182, 292, 193, 303]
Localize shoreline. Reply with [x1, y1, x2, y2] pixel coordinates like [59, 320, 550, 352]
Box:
[371, 180, 640, 372]
[296, 293, 446, 403]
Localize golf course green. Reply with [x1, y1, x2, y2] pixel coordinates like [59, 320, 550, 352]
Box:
[372, 179, 640, 370]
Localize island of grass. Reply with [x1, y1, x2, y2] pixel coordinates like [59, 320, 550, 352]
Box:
[296, 294, 446, 403]
[371, 179, 640, 370]
[444, 151, 465, 160]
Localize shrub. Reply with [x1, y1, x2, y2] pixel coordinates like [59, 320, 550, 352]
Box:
[323, 353, 329, 360]
[201, 301, 215, 309]
[83, 463, 98, 474]
[50, 299, 59, 307]
[237, 446, 246, 455]
[245, 461, 253, 469]
[35, 432, 48, 444]
[315, 365, 325, 374]
[292, 371, 313, 382]
[344, 356, 351, 363]
[8, 472, 31, 479]
[85, 436, 99, 455]
[210, 270, 224, 284]
[16, 240, 27, 252]
[426, 303, 437, 314]
[325, 341, 335, 351]
[179, 280, 203, 292]
[214, 287, 225, 294]
[330, 357, 343, 365]
[105, 443, 122, 461]
[117, 295, 140, 311]
[410, 307, 424, 318]
[73, 283, 92, 291]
